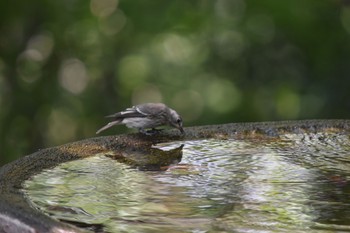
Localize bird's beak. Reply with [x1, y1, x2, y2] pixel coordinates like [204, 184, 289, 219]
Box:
[178, 125, 185, 134]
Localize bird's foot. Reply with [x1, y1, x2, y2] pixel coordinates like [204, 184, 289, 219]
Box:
[139, 128, 163, 136]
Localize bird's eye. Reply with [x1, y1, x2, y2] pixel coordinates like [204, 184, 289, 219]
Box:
[177, 119, 182, 123]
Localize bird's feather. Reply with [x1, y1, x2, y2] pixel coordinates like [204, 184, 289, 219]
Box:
[105, 107, 147, 119]
[96, 120, 122, 134]
[135, 103, 166, 116]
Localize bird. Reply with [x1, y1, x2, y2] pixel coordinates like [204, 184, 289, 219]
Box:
[96, 103, 184, 135]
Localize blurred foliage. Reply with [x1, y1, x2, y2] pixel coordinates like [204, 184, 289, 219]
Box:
[1, 0, 350, 165]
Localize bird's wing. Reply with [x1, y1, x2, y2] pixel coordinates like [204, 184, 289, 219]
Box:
[135, 103, 166, 116]
[105, 106, 148, 119]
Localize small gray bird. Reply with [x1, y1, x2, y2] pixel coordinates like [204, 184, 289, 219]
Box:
[96, 103, 184, 135]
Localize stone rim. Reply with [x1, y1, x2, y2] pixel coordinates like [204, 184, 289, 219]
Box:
[1, 119, 350, 232]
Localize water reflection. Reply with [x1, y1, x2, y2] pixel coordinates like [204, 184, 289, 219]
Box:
[106, 144, 184, 171]
[23, 133, 350, 232]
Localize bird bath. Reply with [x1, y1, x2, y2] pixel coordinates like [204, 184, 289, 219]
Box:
[1, 120, 350, 232]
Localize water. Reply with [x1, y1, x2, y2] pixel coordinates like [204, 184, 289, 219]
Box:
[23, 133, 350, 232]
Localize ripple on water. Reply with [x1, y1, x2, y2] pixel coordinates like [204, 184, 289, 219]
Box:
[23, 134, 350, 232]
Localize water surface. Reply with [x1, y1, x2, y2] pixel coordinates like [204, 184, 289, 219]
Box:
[23, 133, 350, 232]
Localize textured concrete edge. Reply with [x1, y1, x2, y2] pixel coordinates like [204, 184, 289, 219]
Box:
[0, 119, 349, 232]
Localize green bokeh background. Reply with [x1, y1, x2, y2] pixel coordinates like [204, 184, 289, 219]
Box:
[1, 0, 350, 165]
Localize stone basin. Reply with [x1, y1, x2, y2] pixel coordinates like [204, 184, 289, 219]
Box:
[1, 120, 350, 232]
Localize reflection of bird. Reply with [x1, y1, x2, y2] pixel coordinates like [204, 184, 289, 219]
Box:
[96, 103, 184, 135]
[106, 144, 184, 171]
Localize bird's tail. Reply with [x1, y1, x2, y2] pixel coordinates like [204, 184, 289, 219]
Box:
[96, 120, 122, 134]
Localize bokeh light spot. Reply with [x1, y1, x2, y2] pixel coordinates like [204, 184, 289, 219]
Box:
[99, 10, 126, 36]
[27, 32, 54, 62]
[46, 109, 77, 145]
[118, 55, 150, 89]
[246, 14, 275, 44]
[17, 50, 43, 83]
[132, 84, 163, 105]
[276, 89, 300, 119]
[16, 32, 54, 84]
[341, 7, 350, 35]
[214, 30, 245, 60]
[154, 34, 195, 65]
[172, 90, 203, 122]
[59, 59, 89, 95]
[90, 0, 118, 18]
[215, 0, 246, 21]
[205, 79, 241, 113]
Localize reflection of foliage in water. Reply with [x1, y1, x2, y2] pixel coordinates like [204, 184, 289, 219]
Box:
[24, 134, 350, 232]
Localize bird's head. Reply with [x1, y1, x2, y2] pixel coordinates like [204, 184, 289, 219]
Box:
[168, 109, 184, 134]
